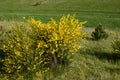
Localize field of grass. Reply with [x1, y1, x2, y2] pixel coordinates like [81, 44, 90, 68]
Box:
[58, 28, 120, 80]
[0, 0, 120, 80]
[0, 0, 120, 29]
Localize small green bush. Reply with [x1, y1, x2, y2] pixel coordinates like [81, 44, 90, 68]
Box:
[91, 24, 108, 40]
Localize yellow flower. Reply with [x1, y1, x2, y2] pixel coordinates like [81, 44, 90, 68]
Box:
[35, 57, 38, 61]
[35, 71, 41, 77]
[27, 67, 31, 71]
[18, 66, 21, 69]
[14, 49, 22, 57]
[23, 17, 26, 19]
[33, 65, 36, 70]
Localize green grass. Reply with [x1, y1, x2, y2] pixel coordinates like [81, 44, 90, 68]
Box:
[54, 28, 120, 80]
[0, 0, 120, 29]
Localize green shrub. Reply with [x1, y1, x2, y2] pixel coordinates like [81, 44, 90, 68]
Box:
[91, 24, 108, 40]
[1, 15, 86, 79]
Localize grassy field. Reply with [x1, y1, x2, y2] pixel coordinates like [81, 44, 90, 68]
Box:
[0, 0, 120, 80]
[0, 0, 120, 29]
[58, 28, 120, 80]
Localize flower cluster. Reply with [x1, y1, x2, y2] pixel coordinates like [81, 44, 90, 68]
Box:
[1, 15, 86, 79]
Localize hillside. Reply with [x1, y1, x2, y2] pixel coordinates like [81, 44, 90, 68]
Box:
[0, 0, 120, 29]
[0, 0, 120, 12]
[0, 0, 120, 79]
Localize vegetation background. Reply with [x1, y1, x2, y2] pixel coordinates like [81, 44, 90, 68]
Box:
[0, 0, 120, 80]
[0, 0, 120, 29]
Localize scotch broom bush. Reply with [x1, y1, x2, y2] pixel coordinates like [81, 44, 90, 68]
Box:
[1, 15, 86, 79]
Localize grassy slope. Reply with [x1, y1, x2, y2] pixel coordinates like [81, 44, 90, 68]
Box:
[56, 29, 120, 80]
[1, 22, 120, 79]
[0, 0, 120, 29]
[0, 0, 120, 11]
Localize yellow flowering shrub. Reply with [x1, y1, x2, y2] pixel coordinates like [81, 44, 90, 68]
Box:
[1, 15, 86, 78]
[1, 24, 34, 77]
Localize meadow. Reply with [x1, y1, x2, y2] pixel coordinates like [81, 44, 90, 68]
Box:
[0, 0, 120, 80]
[0, 0, 120, 29]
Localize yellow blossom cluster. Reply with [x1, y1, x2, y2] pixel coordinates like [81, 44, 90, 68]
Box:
[1, 14, 86, 78]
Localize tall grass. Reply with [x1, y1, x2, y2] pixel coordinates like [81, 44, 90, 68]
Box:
[55, 28, 120, 80]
